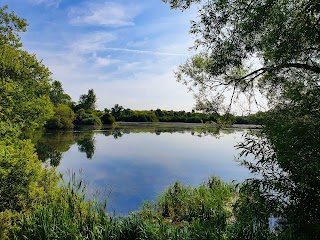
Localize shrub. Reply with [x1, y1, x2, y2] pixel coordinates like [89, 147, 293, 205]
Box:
[101, 112, 116, 124]
[81, 115, 102, 125]
[45, 104, 75, 129]
[0, 139, 59, 239]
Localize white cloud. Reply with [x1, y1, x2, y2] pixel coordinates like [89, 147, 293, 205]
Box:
[126, 39, 148, 48]
[103, 47, 188, 56]
[29, 0, 61, 7]
[71, 32, 117, 54]
[21, 0, 197, 111]
[69, 1, 141, 27]
[95, 57, 113, 67]
[94, 56, 120, 67]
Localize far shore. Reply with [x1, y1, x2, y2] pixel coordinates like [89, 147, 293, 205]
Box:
[116, 121, 262, 129]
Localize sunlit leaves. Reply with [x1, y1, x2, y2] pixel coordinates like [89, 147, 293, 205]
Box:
[163, 0, 320, 113]
[0, 5, 27, 48]
[0, 46, 54, 136]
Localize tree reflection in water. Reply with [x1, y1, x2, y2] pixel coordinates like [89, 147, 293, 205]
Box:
[33, 123, 235, 167]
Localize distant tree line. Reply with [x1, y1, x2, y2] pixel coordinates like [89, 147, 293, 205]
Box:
[44, 84, 267, 130]
[106, 104, 267, 125]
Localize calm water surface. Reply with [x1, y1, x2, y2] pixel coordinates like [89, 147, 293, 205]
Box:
[35, 124, 251, 214]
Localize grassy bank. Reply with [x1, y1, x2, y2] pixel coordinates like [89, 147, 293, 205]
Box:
[4, 175, 255, 240]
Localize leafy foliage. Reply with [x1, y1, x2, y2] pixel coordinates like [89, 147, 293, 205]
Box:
[0, 6, 54, 136]
[0, 5, 27, 48]
[110, 104, 220, 123]
[0, 6, 60, 238]
[101, 112, 116, 124]
[45, 104, 75, 130]
[75, 89, 97, 111]
[163, 0, 320, 113]
[49, 80, 73, 107]
[0, 140, 58, 213]
[0, 45, 54, 136]
[111, 104, 124, 121]
[237, 86, 320, 238]
[164, 0, 320, 238]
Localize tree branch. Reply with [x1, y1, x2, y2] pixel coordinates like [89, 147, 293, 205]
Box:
[284, 63, 320, 74]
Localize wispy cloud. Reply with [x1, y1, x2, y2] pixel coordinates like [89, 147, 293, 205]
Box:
[19, 0, 197, 110]
[95, 56, 115, 67]
[104, 47, 188, 56]
[69, 1, 141, 27]
[28, 0, 61, 7]
[71, 32, 117, 54]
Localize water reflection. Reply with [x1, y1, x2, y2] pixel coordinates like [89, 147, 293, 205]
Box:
[34, 124, 250, 214]
[34, 131, 75, 167]
[76, 132, 95, 159]
[35, 124, 226, 163]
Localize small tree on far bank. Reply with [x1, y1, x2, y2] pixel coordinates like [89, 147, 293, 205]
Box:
[75, 89, 97, 111]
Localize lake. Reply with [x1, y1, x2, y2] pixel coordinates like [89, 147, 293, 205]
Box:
[34, 123, 251, 215]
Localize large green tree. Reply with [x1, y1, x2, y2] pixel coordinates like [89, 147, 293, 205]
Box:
[49, 80, 73, 107]
[0, 5, 54, 137]
[0, 5, 27, 48]
[45, 104, 75, 130]
[163, 0, 319, 112]
[163, 0, 320, 238]
[0, 6, 58, 237]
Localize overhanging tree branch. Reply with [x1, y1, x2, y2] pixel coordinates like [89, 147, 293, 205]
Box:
[284, 63, 320, 74]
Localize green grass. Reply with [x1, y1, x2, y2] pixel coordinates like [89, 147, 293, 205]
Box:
[6, 175, 242, 239]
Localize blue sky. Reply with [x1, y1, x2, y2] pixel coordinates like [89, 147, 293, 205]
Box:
[4, 0, 198, 110]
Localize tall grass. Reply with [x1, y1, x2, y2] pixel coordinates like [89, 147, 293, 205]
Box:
[11, 172, 148, 239]
[10, 175, 271, 239]
[140, 176, 237, 240]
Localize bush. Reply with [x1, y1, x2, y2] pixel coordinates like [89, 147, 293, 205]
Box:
[81, 115, 102, 125]
[74, 109, 103, 126]
[101, 112, 116, 124]
[0, 139, 59, 239]
[45, 104, 75, 130]
[0, 140, 59, 213]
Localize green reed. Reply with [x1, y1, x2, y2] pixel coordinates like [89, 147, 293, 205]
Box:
[10, 175, 242, 240]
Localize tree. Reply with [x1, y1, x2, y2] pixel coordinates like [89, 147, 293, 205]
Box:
[163, 0, 319, 113]
[0, 5, 27, 48]
[49, 80, 73, 107]
[0, 5, 54, 137]
[111, 104, 124, 120]
[0, 6, 58, 237]
[76, 89, 97, 111]
[163, 0, 320, 238]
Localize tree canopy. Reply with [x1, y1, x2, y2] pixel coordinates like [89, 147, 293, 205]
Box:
[163, 0, 320, 238]
[0, 5, 54, 137]
[76, 89, 97, 111]
[49, 80, 73, 107]
[0, 5, 27, 48]
[163, 0, 320, 113]
[0, 7, 58, 237]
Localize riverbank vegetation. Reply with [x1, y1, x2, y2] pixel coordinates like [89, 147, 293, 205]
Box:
[45, 73, 267, 129]
[1, 0, 319, 239]
[8, 175, 273, 240]
[162, 0, 320, 238]
[46, 85, 267, 129]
